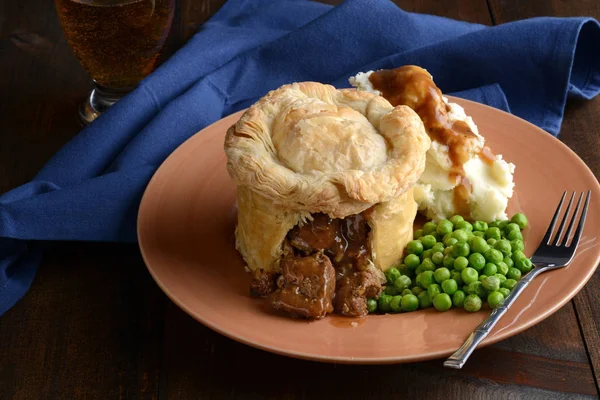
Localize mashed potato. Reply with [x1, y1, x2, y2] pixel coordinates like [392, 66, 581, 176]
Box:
[350, 70, 515, 222]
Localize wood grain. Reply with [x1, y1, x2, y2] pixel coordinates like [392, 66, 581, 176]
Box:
[0, 0, 90, 194]
[1, 0, 600, 399]
[0, 243, 165, 400]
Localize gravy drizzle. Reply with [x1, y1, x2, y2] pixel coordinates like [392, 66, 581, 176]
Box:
[369, 65, 494, 216]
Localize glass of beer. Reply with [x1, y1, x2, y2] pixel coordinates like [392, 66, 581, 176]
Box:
[55, 0, 175, 125]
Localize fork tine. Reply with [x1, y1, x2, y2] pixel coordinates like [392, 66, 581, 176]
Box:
[553, 192, 576, 246]
[568, 190, 591, 248]
[564, 192, 585, 246]
[542, 191, 566, 245]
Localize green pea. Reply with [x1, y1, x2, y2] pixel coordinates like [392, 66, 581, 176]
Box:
[462, 285, 470, 293]
[449, 215, 465, 225]
[454, 256, 469, 271]
[419, 258, 436, 272]
[498, 288, 511, 298]
[394, 275, 412, 291]
[420, 235, 437, 250]
[511, 239, 525, 252]
[473, 221, 488, 232]
[494, 239, 512, 257]
[451, 270, 463, 285]
[441, 278, 458, 295]
[413, 229, 424, 240]
[502, 279, 517, 291]
[419, 270, 435, 289]
[467, 281, 487, 297]
[487, 238, 497, 246]
[455, 220, 473, 232]
[404, 254, 420, 269]
[432, 242, 445, 253]
[401, 294, 419, 311]
[520, 258, 533, 273]
[484, 248, 503, 264]
[511, 213, 529, 229]
[468, 253, 486, 271]
[444, 237, 459, 247]
[436, 219, 454, 235]
[378, 294, 393, 312]
[507, 230, 523, 241]
[453, 241, 470, 258]
[443, 254, 455, 269]
[448, 291, 464, 309]
[506, 267, 521, 281]
[433, 293, 452, 311]
[427, 283, 442, 300]
[486, 227, 501, 240]
[411, 287, 423, 296]
[473, 231, 485, 237]
[406, 240, 424, 255]
[470, 236, 490, 254]
[487, 291, 505, 309]
[421, 249, 434, 261]
[367, 298, 378, 313]
[503, 256, 514, 269]
[478, 274, 487, 282]
[494, 273, 507, 283]
[384, 286, 398, 295]
[460, 267, 478, 285]
[505, 222, 520, 233]
[397, 263, 412, 278]
[432, 251, 445, 265]
[482, 263, 497, 276]
[488, 220, 500, 228]
[385, 267, 401, 284]
[443, 246, 455, 256]
[512, 250, 527, 263]
[417, 291, 432, 308]
[464, 294, 483, 312]
[452, 229, 469, 242]
[482, 276, 501, 292]
[496, 261, 509, 275]
[498, 220, 509, 231]
[423, 221, 437, 235]
[434, 267, 451, 283]
[390, 295, 403, 313]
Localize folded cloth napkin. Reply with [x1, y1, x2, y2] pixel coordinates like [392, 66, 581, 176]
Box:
[1, 0, 600, 316]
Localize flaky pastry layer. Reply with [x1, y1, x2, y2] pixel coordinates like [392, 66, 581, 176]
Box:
[224, 82, 431, 272]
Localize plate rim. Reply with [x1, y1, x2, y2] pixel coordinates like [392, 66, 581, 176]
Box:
[137, 96, 600, 364]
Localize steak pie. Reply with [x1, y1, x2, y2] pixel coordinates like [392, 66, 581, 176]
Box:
[224, 82, 430, 318]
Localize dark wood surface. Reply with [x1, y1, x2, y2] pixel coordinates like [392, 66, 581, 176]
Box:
[1, 0, 599, 398]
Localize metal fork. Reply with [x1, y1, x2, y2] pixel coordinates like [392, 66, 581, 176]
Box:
[444, 190, 592, 369]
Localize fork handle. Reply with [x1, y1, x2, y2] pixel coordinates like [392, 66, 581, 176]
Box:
[443, 267, 544, 369]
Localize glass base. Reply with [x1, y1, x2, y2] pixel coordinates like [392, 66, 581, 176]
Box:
[78, 84, 134, 126]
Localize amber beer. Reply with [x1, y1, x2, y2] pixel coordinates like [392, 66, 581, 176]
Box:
[55, 0, 174, 89]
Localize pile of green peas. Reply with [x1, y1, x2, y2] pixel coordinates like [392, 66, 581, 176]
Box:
[367, 213, 530, 314]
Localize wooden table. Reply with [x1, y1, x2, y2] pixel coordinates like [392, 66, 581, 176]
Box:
[1, 1, 599, 398]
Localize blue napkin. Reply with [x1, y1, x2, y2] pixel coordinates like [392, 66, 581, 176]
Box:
[1, 0, 599, 316]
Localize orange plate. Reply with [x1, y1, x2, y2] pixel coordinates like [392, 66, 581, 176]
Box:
[138, 97, 600, 364]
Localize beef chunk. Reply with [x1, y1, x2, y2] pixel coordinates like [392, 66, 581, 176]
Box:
[270, 252, 335, 319]
[287, 214, 340, 253]
[249, 269, 278, 297]
[333, 268, 384, 317]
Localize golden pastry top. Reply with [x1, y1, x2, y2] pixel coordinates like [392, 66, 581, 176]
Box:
[224, 82, 431, 218]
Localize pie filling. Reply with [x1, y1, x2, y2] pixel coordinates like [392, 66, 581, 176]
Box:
[250, 213, 383, 319]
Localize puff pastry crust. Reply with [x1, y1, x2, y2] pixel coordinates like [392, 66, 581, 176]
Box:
[225, 82, 430, 273]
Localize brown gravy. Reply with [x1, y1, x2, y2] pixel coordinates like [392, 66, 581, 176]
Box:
[369, 66, 492, 216]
